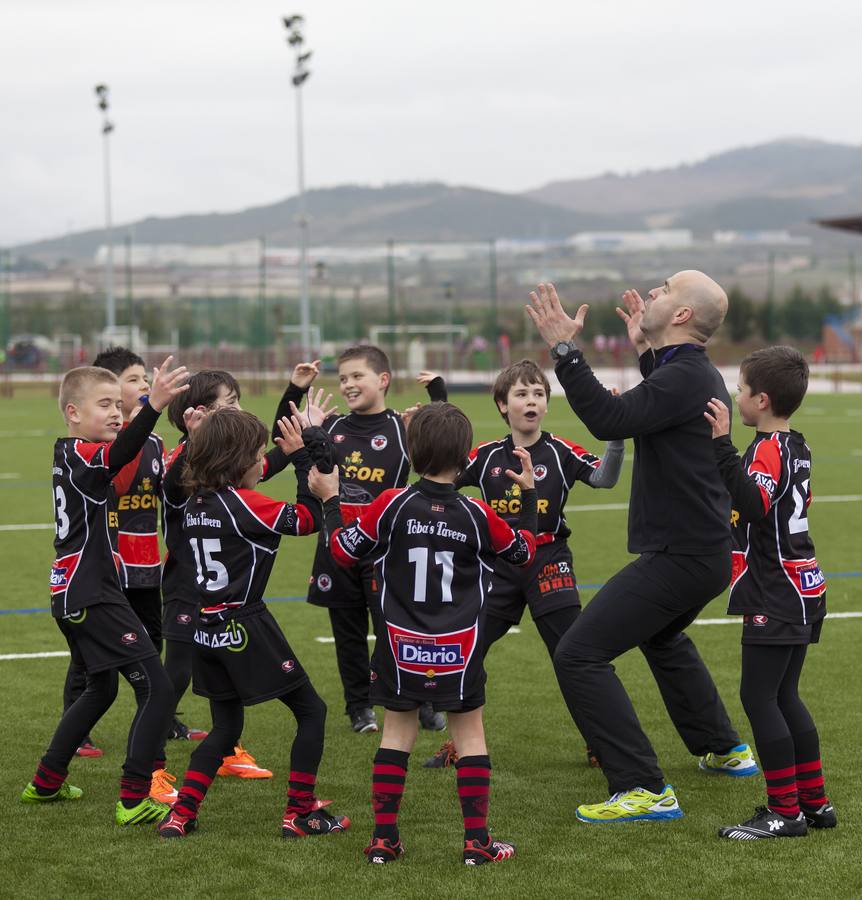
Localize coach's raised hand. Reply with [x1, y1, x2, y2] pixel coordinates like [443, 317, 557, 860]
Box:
[148, 356, 189, 411]
[616, 290, 650, 355]
[526, 283, 589, 347]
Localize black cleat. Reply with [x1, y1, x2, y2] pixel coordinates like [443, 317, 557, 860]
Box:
[282, 807, 350, 838]
[168, 717, 208, 741]
[157, 809, 198, 838]
[423, 739, 458, 769]
[718, 806, 808, 840]
[365, 836, 405, 864]
[350, 708, 378, 734]
[419, 702, 446, 732]
[801, 802, 837, 829]
[463, 836, 516, 865]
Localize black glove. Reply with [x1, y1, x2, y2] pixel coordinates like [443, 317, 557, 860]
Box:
[301, 426, 335, 474]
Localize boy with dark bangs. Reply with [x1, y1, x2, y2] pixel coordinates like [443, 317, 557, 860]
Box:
[310, 402, 536, 865]
[705, 347, 835, 840]
[158, 408, 349, 838]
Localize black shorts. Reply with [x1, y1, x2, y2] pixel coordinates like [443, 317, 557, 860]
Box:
[741, 613, 824, 646]
[369, 618, 486, 712]
[307, 538, 376, 610]
[192, 604, 309, 705]
[487, 540, 580, 624]
[162, 598, 198, 643]
[56, 600, 159, 674]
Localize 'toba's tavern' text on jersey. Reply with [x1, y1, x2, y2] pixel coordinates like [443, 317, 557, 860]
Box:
[714, 430, 826, 625]
[328, 480, 536, 704]
[459, 432, 600, 544]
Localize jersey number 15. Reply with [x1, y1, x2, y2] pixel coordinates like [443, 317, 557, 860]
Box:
[190, 538, 229, 591]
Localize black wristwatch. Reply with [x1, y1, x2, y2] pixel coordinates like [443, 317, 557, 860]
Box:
[550, 340, 579, 361]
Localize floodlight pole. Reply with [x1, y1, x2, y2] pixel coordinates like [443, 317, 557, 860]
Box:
[95, 84, 116, 331]
[283, 16, 313, 356]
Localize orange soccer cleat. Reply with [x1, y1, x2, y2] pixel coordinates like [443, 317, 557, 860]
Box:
[149, 768, 179, 803]
[217, 744, 273, 779]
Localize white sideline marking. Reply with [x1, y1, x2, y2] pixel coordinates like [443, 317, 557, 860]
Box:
[0, 651, 70, 661]
[0, 473, 21, 480]
[4, 615, 860, 661]
[0, 523, 54, 532]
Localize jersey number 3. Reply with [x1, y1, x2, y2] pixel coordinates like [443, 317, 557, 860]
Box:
[408, 547, 454, 603]
[190, 538, 229, 591]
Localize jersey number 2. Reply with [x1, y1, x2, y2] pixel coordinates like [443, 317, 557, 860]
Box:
[190, 538, 229, 591]
[408, 548, 454, 603]
[788, 480, 810, 535]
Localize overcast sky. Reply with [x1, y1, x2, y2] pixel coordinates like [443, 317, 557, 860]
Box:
[3, 0, 861, 245]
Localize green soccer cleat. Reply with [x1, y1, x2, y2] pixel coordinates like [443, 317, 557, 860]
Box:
[698, 744, 760, 778]
[115, 797, 170, 827]
[21, 781, 83, 804]
[576, 785, 684, 823]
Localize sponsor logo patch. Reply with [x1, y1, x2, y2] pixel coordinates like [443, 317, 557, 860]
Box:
[121, 632, 138, 644]
[386, 623, 477, 677]
[281, 660, 295, 673]
[371, 435, 388, 451]
[176, 613, 192, 625]
[194, 620, 249, 652]
[317, 573, 333, 592]
[431, 503, 445, 513]
[152, 458, 161, 475]
[333, 434, 346, 443]
[753, 615, 768, 626]
[490, 466, 503, 477]
[533, 464, 548, 481]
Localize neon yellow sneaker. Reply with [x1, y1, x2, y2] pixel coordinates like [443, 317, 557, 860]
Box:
[115, 797, 170, 826]
[576, 785, 683, 823]
[21, 781, 83, 803]
[698, 744, 759, 778]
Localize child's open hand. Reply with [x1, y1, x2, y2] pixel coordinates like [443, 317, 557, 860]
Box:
[148, 356, 189, 412]
[274, 415, 305, 456]
[415, 371, 440, 386]
[290, 360, 321, 390]
[704, 398, 730, 438]
[401, 403, 421, 429]
[182, 406, 208, 435]
[505, 446, 534, 491]
[289, 388, 337, 428]
[309, 464, 339, 502]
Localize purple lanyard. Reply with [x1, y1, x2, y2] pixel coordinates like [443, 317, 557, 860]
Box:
[655, 343, 704, 368]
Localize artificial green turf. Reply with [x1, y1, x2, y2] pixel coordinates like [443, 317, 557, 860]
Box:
[0, 385, 860, 899]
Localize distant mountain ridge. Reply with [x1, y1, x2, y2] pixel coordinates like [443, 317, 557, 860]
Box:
[15, 138, 862, 260]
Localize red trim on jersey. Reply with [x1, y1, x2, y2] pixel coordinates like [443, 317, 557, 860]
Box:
[294, 504, 315, 536]
[730, 550, 748, 590]
[552, 435, 601, 468]
[50, 552, 81, 595]
[468, 497, 537, 562]
[236, 489, 289, 530]
[165, 442, 186, 470]
[331, 488, 405, 567]
[117, 532, 160, 567]
[746, 434, 783, 515]
[74, 441, 108, 467]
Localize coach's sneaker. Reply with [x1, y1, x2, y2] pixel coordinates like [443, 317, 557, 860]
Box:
[719, 806, 808, 840]
[157, 808, 198, 838]
[576, 785, 683, 823]
[282, 807, 350, 838]
[801, 802, 837, 829]
[115, 797, 170, 826]
[150, 769, 179, 803]
[364, 836, 405, 864]
[168, 717, 208, 741]
[75, 737, 104, 758]
[21, 781, 83, 804]
[419, 701, 446, 732]
[350, 708, 379, 734]
[217, 744, 272, 778]
[698, 744, 759, 777]
[423, 739, 458, 769]
[463, 836, 516, 865]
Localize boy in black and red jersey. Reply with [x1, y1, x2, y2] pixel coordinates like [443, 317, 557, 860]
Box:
[61, 347, 203, 779]
[705, 346, 835, 840]
[309, 402, 536, 866]
[157, 408, 350, 839]
[21, 358, 189, 827]
[161, 368, 331, 779]
[424, 359, 623, 768]
[293, 346, 447, 735]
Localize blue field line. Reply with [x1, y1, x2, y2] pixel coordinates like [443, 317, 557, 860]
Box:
[2, 571, 860, 616]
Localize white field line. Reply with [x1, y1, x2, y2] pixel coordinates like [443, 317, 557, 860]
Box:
[4, 616, 859, 661]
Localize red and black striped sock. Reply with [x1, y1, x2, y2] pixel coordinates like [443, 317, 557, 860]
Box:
[794, 728, 829, 807]
[286, 770, 317, 816]
[456, 754, 491, 844]
[33, 760, 66, 797]
[758, 735, 799, 817]
[372, 748, 409, 842]
[119, 775, 151, 809]
[173, 769, 214, 818]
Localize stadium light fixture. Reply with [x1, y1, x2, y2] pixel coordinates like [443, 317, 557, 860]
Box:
[283, 13, 313, 355]
[94, 83, 116, 331]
